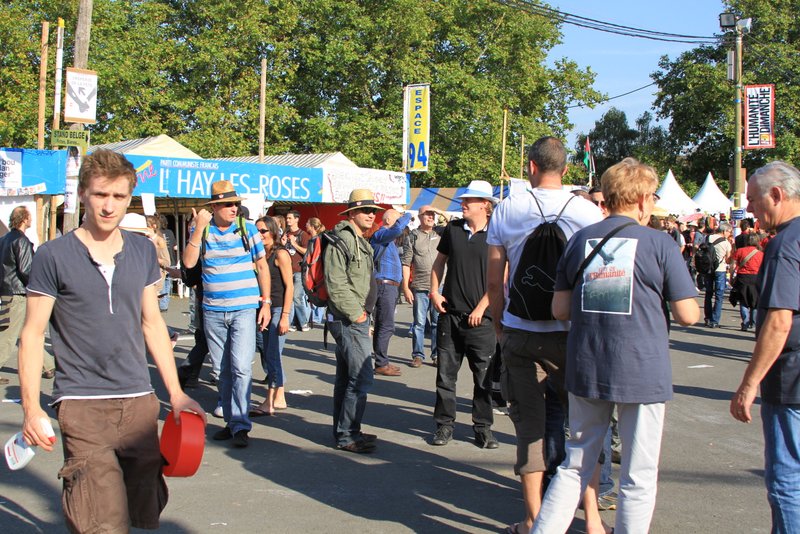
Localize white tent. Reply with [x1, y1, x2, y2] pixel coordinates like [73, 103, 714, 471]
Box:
[693, 172, 733, 214]
[655, 169, 699, 215]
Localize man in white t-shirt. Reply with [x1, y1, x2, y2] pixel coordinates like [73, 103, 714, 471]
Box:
[487, 137, 603, 534]
[703, 222, 733, 327]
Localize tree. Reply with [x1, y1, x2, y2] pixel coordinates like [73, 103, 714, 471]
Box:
[573, 107, 637, 180]
[652, 0, 800, 188]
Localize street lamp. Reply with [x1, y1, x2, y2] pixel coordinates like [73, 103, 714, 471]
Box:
[720, 12, 752, 209]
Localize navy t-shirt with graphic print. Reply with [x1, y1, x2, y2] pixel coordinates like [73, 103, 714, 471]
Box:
[555, 215, 697, 403]
[756, 216, 800, 404]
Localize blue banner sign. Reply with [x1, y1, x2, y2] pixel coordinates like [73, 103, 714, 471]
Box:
[0, 148, 67, 196]
[125, 155, 324, 202]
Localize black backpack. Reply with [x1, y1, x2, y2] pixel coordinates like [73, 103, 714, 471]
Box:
[694, 235, 725, 275]
[507, 193, 576, 321]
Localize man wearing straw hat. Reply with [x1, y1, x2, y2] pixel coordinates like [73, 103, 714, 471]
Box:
[325, 189, 383, 453]
[18, 149, 206, 532]
[183, 180, 271, 448]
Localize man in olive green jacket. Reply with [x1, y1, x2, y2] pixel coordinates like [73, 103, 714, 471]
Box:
[324, 189, 382, 453]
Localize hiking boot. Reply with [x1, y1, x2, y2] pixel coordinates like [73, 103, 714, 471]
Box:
[431, 426, 453, 446]
[475, 430, 499, 449]
[409, 356, 423, 368]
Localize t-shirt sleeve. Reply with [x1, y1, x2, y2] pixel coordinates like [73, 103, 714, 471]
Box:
[760, 256, 800, 312]
[437, 223, 452, 256]
[144, 239, 161, 287]
[662, 239, 698, 302]
[27, 244, 58, 298]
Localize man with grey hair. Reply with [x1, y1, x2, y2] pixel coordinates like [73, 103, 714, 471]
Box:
[731, 161, 800, 533]
[702, 221, 732, 328]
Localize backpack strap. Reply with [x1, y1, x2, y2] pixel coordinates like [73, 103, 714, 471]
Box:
[571, 221, 638, 287]
[529, 191, 576, 223]
[739, 248, 759, 269]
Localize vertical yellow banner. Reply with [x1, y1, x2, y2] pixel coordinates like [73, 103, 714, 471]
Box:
[403, 84, 430, 172]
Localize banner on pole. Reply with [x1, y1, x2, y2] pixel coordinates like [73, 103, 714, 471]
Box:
[744, 84, 775, 150]
[64, 68, 98, 124]
[403, 84, 430, 172]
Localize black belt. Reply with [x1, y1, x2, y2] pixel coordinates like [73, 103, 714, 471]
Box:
[377, 279, 400, 287]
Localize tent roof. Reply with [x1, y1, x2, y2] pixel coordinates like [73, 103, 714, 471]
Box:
[91, 134, 202, 159]
[219, 152, 354, 168]
[408, 185, 508, 212]
[655, 169, 699, 215]
[693, 172, 733, 214]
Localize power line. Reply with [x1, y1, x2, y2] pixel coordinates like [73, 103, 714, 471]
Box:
[566, 82, 657, 109]
[494, 0, 719, 44]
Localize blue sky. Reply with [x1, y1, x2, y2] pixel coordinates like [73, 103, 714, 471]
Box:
[547, 1, 727, 145]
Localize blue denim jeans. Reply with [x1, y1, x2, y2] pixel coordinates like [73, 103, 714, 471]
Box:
[311, 304, 326, 324]
[291, 272, 310, 328]
[412, 290, 438, 360]
[762, 401, 800, 534]
[259, 306, 286, 388]
[704, 271, 727, 325]
[328, 317, 374, 447]
[204, 308, 256, 434]
[740, 305, 757, 329]
[158, 276, 171, 312]
[372, 283, 398, 368]
[600, 425, 615, 496]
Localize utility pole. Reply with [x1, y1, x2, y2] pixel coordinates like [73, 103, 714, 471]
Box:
[63, 0, 93, 233]
[732, 23, 744, 209]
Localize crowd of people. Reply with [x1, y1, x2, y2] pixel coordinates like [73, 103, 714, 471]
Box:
[4, 145, 800, 533]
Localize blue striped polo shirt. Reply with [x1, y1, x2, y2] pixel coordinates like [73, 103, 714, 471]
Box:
[202, 220, 266, 312]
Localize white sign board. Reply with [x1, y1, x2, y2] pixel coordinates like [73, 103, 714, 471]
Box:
[64, 68, 98, 124]
[0, 149, 23, 189]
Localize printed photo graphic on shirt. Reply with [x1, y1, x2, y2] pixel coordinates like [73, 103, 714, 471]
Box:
[581, 237, 638, 315]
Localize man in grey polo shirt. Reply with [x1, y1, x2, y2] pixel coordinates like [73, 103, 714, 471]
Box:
[18, 149, 205, 532]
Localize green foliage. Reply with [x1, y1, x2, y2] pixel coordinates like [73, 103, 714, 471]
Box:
[652, 0, 800, 188]
[1, 0, 602, 189]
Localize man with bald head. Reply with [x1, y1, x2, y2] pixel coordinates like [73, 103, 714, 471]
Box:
[402, 205, 443, 368]
[371, 208, 412, 376]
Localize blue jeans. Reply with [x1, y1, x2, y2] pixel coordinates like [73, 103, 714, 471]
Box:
[762, 401, 800, 533]
[204, 308, 256, 434]
[372, 283, 398, 368]
[311, 304, 326, 324]
[259, 307, 286, 388]
[159, 276, 171, 312]
[600, 425, 615, 496]
[412, 290, 438, 361]
[291, 272, 310, 328]
[740, 305, 757, 329]
[703, 271, 727, 325]
[328, 317, 374, 447]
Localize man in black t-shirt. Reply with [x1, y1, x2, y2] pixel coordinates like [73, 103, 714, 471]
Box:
[430, 180, 498, 449]
[731, 161, 800, 532]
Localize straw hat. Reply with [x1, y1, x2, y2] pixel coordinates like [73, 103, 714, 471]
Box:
[118, 213, 150, 234]
[339, 189, 385, 215]
[206, 180, 243, 205]
[455, 180, 499, 205]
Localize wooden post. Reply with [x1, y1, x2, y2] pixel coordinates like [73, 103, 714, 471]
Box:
[499, 108, 509, 201]
[259, 58, 266, 164]
[63, 0, 93, 234]
[37, 21, 50, 149]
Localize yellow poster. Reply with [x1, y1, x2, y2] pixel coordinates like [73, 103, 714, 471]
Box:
[403, 84, 430, 172]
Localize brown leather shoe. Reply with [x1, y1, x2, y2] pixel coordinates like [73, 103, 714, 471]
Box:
[375, 365, 401, 376]
[0, 377, 9, 385]
[409, 357, 423, 368]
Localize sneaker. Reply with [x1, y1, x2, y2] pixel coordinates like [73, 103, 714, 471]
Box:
[338, 440, 376, 453]
[288, 325, 298, 332]
[409, 356, 423, 368]
[431, 426, 453, 446]
[300, 324, 312, 332]
[232, 430, 249, 448]
[213, 405, 224, 418]
[213, 427, 233, 441]
[430, 356, 438, 367]
[597, 492, 618, 511]
[474, 430, 499, 449]
[611, 449, 621, 464]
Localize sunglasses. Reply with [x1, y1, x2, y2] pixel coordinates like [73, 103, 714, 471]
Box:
[258, 228, 269, 234]
[221, 202, 241, 208]
[652, 192, 661, 201]
[359, 208, 378, 215]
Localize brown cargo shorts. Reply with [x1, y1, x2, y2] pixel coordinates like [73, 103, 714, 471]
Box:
[500, 327, 567, 475]
[56, 394, 167, 533]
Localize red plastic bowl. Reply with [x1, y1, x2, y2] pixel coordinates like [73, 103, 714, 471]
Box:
[160, 411, 205, 477]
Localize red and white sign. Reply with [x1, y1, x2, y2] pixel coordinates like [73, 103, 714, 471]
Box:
[744, 84, 775, 150]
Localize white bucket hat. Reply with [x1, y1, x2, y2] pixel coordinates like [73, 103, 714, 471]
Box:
[455, 180, 499, 205]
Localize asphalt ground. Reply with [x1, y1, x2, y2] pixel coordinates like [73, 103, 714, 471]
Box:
[0, 294, 771, 533]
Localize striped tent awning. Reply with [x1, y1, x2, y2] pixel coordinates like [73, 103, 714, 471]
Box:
[408, 185, 508, 212]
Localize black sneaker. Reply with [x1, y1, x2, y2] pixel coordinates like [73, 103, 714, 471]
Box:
[232, 430, 249, 448]
[431, 426, 453, 446]
[213, 427, 233, 441]
[475, 430, 499, 449]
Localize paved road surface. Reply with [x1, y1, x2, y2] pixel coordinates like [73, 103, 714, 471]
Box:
[0, 296, 770, 533]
